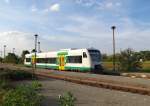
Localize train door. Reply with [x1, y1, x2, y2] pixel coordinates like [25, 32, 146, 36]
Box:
[59, 55, 65, 70]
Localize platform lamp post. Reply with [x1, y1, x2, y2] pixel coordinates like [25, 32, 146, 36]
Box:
[111, 26, 116, 71]
[34, 34, 38, 69]
[0, 51, 2, 57]
[4, 45, 6, 59]
[13, 48, 15, 54]
[0, 51, 2, 63]
[38, 41, 41, 53]
[32, 34, 38, 79]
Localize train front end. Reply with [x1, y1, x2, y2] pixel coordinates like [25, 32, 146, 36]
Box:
[88, 49, 103, 73]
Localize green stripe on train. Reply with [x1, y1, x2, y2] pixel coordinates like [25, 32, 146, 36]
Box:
[65, 66, 91, 72]
[25, 64, 58, 69]
[25, 64, 91, 72]
[25, 64, 32, 67]
[36, 64, 59, 69]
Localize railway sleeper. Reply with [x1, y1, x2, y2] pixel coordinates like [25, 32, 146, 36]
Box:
[35, 72, 150, 96]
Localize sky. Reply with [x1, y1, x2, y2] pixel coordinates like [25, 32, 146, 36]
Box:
[0, 0, 150, 56]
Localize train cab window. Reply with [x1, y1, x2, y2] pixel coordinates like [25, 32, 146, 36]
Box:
[88, 50, 101, 62]
[83, 52, 87, 58]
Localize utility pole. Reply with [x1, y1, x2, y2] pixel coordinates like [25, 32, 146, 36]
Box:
[0, 51, 2, 58]
[34, 34, 38, 69]
[32, 34, 38, 80]
[13, 48, 15, 54]
[0, 51, 2, 63]
[38, 41, 41, 53]
[4, 45, 6, 58]
[111, 26, 116, 71]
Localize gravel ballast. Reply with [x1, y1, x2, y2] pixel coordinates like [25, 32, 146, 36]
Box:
[38, 78, 150, 106]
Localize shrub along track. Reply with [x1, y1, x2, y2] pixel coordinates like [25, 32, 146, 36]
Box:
[1, 63, 150, 96]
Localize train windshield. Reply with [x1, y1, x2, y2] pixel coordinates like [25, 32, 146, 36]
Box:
[88, 50, 101, 62]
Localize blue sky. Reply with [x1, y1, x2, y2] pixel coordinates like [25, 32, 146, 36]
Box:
[0, 0, 150, 55]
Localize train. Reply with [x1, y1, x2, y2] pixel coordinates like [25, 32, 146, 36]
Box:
[24, 48, 103, 72]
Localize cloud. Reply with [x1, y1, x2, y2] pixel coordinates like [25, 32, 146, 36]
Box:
[0, 30, 88, 56]
[31, 5, 38, 12]
[0, 31, 34, 55]
[74, 0, 123, 19]
[98, 1, 122, 10]
[50, 3, 60, 12]
[75, 0, 122, 11]
[116, 2, 121, 6]
[42, 3, 60, 13]
[57, 15, 150, 53]
[1, 16, 150, 56]
[58, 16, 110, 38]
[105, 2, 113, 8]
[4, 0, 10, 4]
[0, 0, 150, 55]
[75, 0, 96, 5]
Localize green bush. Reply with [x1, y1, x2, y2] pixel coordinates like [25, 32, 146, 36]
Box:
[59, 92, 76, 106]
[0, 80, 11, 90]
[0, 71, 11, 90]
[119, 48, 142, 71]
[0, 70, 34, 91]
[0, 90, 6, 105]
[0, 69, 33, 81]
[2, 82, 43, 106]
[31, 81, 42, 90]
[3, 53, 19, 64]
[8, 70, 33, 80]
[0, 71, 10, 80]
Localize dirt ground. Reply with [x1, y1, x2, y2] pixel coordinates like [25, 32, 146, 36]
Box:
[20, 78, 150, 106]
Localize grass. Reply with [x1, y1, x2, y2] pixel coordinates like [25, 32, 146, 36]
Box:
[59, 92, 76, 106]
[2, 82, 43, 106]
[0, 68, 41, 105]
[102, 61, 150, 72]
[0, 90, 6, 104]
[0, 69, 34, 81]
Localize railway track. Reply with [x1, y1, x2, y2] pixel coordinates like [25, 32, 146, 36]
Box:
[1, 63, 150, 96]
[35, 71, 150, 96]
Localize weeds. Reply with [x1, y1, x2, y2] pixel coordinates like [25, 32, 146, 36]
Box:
[59, 92, 76, 106]
[2, 82, 43, 106]
[0, 69, 43, 106]
[0, 69, 33, 81]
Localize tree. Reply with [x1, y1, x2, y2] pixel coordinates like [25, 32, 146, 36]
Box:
[4, 53, 19, 64]
[31, 49, 36, 53]
[21, 50, 30, 63]
[119, 48, 142, 71]
[0, 57, 3, 62]
[102, 54, 108, 61]
[145, 51, 150, 60]
[140, 51, 150, 61]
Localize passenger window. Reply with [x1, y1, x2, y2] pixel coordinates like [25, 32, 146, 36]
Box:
[83, 52, 87, 58]
[67, 56, 82, 63]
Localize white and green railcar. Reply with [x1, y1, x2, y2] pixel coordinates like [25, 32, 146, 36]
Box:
[24, 48, 102, 72]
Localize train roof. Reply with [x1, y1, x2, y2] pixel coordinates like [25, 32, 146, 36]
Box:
[25, 48, 100, 57]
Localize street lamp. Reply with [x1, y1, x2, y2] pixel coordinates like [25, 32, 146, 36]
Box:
[0, 51, 2, 58]
[34, 34, 38, 69]
[13, 48, 15, 54]
[38, 41, 41, 53]
[0, 51, 2, 63]
[4, 45, 6, 58]
[111, 26, 116, 71]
